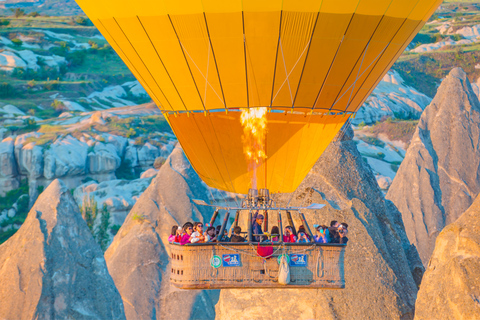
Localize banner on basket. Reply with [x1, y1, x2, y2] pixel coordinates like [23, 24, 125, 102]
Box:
[289, 254, 308, 267]
[222, 254, 241, 267]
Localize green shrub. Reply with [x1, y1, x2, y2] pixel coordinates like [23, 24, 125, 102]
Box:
[95, 204, 110, 251]
[27, 11, 40, 17]
[0, 19, 10, 26]
[0, 179, 29, 212]
[110, 224, 121, 236]
[0, 82, 15, 98]
[23, 118, 39, 131]
[358, 136, 386, 148]
[116, 160, 136, 180]
[80, 195, 98, 232]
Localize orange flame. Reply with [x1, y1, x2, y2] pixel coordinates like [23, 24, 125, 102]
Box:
[240, 107, 268, 189]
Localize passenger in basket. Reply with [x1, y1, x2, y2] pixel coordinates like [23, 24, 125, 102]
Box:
[231, 226, 246, 243]
[252, 211, 265, 242]
[337, 223, 349, 244]
[283, 226, 297, 243]
[296, 232, 310, 243]
[270, 226, 280, 242]
[205, 226, 217, 242]
[180, 222, 194, 245]
[190, 222, 206, 243]
[328, 220, 340, 243]
[168, 225, 178, 243]
[314, 225, 330, 243]
[222, 229, 231, 242]
[297, 225, 311, 241]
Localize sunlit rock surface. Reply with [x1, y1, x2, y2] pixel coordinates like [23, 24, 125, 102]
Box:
[105, 145, 218, 320]
[387, 68, 480, 265]
[0, 179, 125, 320]
[216, 125, 422, 320]
[415, 194, 480, 320]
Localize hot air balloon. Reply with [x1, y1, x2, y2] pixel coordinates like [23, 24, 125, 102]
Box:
[75, 0, 442, 289]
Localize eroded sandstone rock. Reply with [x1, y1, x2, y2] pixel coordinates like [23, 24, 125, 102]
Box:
[415, 194, 480, 320]
[387, 68, 480, 265]
[0, 179, 125, 320]
[105, 145, 218, 320]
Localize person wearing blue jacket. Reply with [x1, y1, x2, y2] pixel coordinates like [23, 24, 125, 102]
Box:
[252, 211, 265, 242]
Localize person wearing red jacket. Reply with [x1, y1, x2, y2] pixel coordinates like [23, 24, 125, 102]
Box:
[283, 226, 297, 243]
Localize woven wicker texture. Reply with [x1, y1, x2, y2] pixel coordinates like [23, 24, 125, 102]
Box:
[170, 243, 345, 289]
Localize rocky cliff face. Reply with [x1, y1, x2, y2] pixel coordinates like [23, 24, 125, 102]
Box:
[386, 68, 480, 265]
[216, 125, 422, 320]
[104, 145, 219, 320]
[414, 193, 480, 320]
[0, 179, 125, 320]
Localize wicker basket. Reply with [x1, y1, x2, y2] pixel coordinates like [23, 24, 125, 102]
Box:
[170, 243, 345, 289]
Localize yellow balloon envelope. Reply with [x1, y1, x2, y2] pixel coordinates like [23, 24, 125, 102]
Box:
[75, 0, 442, 194]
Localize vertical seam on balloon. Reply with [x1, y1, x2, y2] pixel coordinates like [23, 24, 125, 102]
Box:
[111, 17, 174, 111]
[169, 116, 227, 203]
[203, 12, 228, 109]
[345, 0, 426, 113]
[270, 10, 283, 108]
[242, 11, 249, 108]
[328, 16, 387, 113]
[205, 115, 241, 197]
[346, 20, 424, 113]
[191, 114, 238, 196]
[311, 12, 356, 111]
[96, 19, 167, 110]
[328, 0, 395, 113]
[136, 16, 188, 112]
[167, 14, 207, 112]
[292, 8, 322, 108]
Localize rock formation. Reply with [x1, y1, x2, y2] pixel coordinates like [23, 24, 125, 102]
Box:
[415, 193, 480, 320]
[386, 68, 480, 265]
[0, 137, 19, 196]
[216, 125, 423, 320]
[105, 145, 219, 320]
[0, 179, 125, 320]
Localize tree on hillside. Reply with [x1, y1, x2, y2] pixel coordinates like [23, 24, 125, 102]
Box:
[9, 8, 25, 18]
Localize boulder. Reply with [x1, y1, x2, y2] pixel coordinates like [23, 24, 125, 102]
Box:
[353, 70, 432, 125]
[216, 125, 422, 320]
[124, 145, 138, 167]
[105, 145, 219, 320]
[0, 137, 18, 195]
[0, 179, 125, 320]
[137, 142, 160, 168]
[14, 141, 43, 179]
[140, 168, 158, 179]
[386, 68, 480, 265]
[88, 142, 121, 174]
[44, 135, 89, 178]
[415, 194, 480, 320]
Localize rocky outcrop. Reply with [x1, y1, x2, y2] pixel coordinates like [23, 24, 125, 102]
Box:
[386, 68, 480, 265]
[0, 137, 19, 196]
[216, 125, 422, 320]
[0, 179, 125, 320]
[105, 145, 219, 320]
[415, 194, 480, 320]
[353, 70, 432, 125]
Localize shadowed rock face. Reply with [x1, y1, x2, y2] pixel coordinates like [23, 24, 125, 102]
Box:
[105, 145, 219, 320]
[386, 68, 480, 265]
[0, 179, 125, 320]
[216, 125, 422, 320]
[415, 194, 480, 320]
